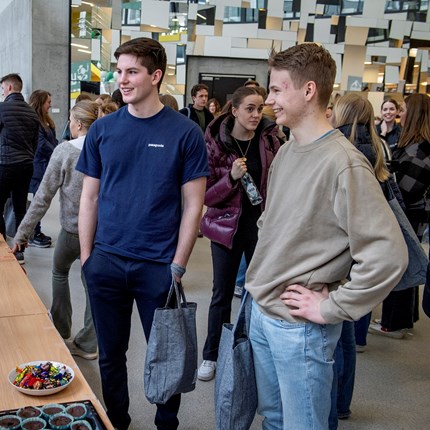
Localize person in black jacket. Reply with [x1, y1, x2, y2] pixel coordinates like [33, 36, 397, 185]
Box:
[179, 83, 214, 133]
[0, 73, 40, 264]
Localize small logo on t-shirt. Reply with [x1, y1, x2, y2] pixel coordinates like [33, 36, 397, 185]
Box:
[148, 143, 164, 148]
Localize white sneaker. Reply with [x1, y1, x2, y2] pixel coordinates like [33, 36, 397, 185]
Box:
[197, 360, 216, 381]
[368, 322, 404, 339]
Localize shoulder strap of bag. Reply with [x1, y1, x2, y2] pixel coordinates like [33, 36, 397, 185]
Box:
[186, 107, 191, 118]
[232, 291, 252, 341]
[386, 179, 396, 201]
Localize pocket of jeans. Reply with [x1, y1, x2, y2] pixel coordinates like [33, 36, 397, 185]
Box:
[276, 319, 307, 329]
[318, 323, 342, 363]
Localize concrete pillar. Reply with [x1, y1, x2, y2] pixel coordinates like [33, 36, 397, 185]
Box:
[0, 0, 33, 99]
[32, 0, 70, 133]
[0, 0, 70, 133]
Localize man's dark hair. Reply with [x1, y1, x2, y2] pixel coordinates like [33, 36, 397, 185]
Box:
[114, 37, 167, 90]
[0, 73, 23, 92]
[191, 84, 209, 98]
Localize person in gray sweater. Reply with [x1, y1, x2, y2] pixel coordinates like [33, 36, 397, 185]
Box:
[245, 44, 408, 430]
[11, 100, 100, 360]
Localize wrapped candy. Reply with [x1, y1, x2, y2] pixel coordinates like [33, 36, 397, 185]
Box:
[13, 362, 72, 390]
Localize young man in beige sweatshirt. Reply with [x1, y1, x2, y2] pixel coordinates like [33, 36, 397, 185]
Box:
[245, 43, 408, 430]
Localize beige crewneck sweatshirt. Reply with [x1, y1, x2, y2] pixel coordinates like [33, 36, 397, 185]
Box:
[246, 130, 408, 324]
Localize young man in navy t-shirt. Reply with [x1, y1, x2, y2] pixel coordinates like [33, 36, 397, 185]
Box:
[76, 37, 208, 430]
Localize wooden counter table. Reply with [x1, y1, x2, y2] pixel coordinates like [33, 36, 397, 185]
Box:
[0, 313, 114, 429]
[0, 237, 114, 428]
[0, 239, 47, 318]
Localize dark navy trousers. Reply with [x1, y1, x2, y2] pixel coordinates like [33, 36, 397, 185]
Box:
[82, 247, 180, 430]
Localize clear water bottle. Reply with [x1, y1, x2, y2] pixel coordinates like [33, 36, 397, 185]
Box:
[241, 172, 263, 205]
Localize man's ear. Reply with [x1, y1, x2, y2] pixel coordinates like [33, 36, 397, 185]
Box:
[152, 69, 163, 87]
[304, 81, 317, 100]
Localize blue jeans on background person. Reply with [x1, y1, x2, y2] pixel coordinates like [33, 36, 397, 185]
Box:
[354, 312, 371, 346]
[329, 321, 356, 430]
[235, 253, 247, 288]
[51, 228, 97, 353]
[82, 247, 181, 430]
[250, 300, 342, 430]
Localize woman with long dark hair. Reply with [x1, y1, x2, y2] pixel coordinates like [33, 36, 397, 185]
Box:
[28, 89, 59, 248]
[198, 86, 281, 381]
[377, 98, 402, 151]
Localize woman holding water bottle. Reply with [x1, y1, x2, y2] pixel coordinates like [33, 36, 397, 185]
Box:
[198, 85, 282, 381]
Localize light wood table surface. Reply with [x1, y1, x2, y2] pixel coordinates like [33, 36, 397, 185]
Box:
[0, 239, 47, 318]
[0, 313, 114, 428]
[0, 237, 113, 428]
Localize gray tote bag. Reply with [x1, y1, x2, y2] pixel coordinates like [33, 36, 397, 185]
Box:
[144, 279, 197, 404]
[386, 183, 428, 291]
[215, 291, 257, 430]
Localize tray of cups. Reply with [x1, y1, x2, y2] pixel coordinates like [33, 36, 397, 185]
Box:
[0, 400, 108, 430]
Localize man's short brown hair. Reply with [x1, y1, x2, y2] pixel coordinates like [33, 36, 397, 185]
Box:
[268, 43, 336, 109]
[114, 37, 167, 90]
[191, 84, 209, 98]
[0, 73, 23, 92]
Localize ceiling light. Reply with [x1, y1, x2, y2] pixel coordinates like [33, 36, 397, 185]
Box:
[197, 13, 206, 20]
[71, 43, 89, 49]
[82, 1, 94, 6]
[77, 49, 92, 54]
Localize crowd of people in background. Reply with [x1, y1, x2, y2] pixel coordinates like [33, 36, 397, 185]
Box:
[0, 37, 429, 430]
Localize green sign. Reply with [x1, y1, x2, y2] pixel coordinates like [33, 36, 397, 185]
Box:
[71, 61, 91, 93]
[71, 61, 91, 81]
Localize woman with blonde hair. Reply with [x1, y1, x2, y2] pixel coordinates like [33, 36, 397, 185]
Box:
[332, 93, 389, 183]
[370, 93, 430, 337]
[28, 89, 59, 248]
[329, 92, 391, 427]
[12, 100, 102, 360]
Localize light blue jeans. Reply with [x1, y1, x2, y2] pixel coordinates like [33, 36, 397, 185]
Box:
[51, 228, 97, 353]
[250, 301, 342, 430]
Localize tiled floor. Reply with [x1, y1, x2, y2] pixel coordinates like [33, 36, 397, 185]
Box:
[9, 194, 430, 429]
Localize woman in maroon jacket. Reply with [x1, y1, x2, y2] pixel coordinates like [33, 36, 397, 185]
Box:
[198, 86, 281, 381]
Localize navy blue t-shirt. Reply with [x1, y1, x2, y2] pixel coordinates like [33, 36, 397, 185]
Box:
[76, 105, 209, 262]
